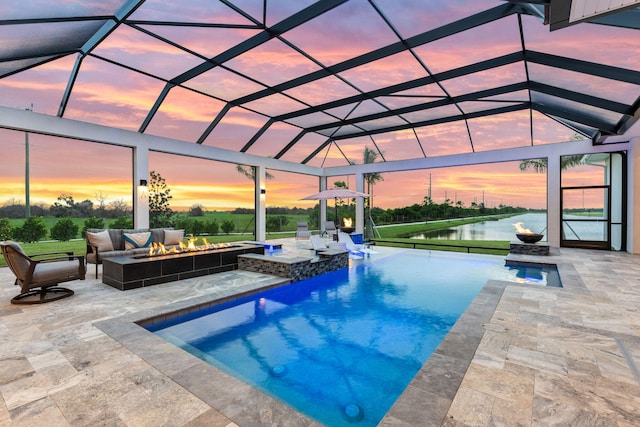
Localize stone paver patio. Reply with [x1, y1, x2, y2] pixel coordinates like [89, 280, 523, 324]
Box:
[1, 240, 639, 426]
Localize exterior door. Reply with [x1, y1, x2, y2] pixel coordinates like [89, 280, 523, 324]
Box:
[560, 152, 625, 251]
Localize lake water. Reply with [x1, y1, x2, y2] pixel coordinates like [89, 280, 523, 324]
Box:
[410, 213, 548, 241]
[410, 212, 609, 242]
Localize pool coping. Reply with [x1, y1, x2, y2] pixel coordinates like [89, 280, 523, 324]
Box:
[94, 251, 584, 426]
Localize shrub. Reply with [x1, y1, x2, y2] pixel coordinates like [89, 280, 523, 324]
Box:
[110, 216, 133, 229]
[82, 216, 105, 236]
[221, 219, 234, 235]
[0, 218, 11, 240]
[50, 218, 79, 241]
[266, 215, 288, 232]
[204, 219, 219, 235]
[173, 217, 193, 235]
[13, 216, 47, 243]
[190, 219, 205, 236]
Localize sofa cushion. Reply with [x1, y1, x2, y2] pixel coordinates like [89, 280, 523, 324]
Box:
[150, 228, 165, 244]
[123, 232, 152, 250]
[86, 230, 115, 252]
[164, 229, 185, 246]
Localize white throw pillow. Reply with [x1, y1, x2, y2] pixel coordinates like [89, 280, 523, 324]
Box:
[123, 232, 152, 250]
[164, 229, 185, 246]
[87, 230, 114, 252]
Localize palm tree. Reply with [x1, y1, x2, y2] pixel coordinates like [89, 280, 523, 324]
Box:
[363, 147, 384, 238]
[520, 134, 586, 173]
[519, 155, 585, 173]
[236, 165, 274, 180]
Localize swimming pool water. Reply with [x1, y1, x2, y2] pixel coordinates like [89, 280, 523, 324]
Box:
[147, 251, 560, 426]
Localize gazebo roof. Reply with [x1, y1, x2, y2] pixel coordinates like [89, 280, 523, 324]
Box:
[1, 0, 639, 167]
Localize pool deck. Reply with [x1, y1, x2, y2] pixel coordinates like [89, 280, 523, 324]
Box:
[1, 239, 640, 426]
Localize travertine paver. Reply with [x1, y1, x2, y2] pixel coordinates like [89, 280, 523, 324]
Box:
[1, 242, 640, 426]
[445, 249, 640, 427]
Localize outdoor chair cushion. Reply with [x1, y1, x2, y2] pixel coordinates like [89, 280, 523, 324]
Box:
[31, 260, 85, 283]
[86, 230, 114, 252]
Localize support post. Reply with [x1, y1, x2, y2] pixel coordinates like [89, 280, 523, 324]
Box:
[630, 137, 640, 253]
[255, 165, 266, 241]
[320, 176, 327, 233]
[547, 155, 561, 248]
[133, 145, 149, 229]
[355, 172, 365, 236]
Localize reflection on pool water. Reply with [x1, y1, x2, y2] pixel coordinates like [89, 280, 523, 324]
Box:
[146, 250, 560, 426]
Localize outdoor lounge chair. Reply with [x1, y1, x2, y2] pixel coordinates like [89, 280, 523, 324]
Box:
[323, 221, 338, 239]
[338, 232, 377, 256]
[296, 221, 311, 239]
[0, 241, 85, 304]
[310, 235, 329, 253]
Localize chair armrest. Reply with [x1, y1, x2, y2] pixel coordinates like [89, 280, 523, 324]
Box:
[87, 243, 102, 262]
[37, 254, 85, 264]
[30, 251, 75, 259]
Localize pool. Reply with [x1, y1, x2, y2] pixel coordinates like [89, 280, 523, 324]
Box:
[146, 250, 560, 426]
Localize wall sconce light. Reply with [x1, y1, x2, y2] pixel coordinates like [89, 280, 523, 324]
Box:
[139, 179, 148, 187]
[260, 188, 266, 194]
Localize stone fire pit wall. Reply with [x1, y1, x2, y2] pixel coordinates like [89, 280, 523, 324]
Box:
[509, 241, 550, 256]
[102, 243, 264, 290]
[238, 250, 348, 282]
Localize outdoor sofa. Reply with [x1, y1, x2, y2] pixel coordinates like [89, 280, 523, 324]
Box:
[85, 228, 184, 278]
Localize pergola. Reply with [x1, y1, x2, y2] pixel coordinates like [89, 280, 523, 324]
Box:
[0, 0, 639, 250]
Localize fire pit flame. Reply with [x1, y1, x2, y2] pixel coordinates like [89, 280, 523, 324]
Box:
[341, 217, 354, 234]
[148, 238, 232, 257]
[513, 222, 543, 243]
[513, 222, 534, 234]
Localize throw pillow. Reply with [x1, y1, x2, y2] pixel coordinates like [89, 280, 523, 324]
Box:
[123, 232, 152, 250]
[164, 229, 185, 246]
[87, 230, 115, 252]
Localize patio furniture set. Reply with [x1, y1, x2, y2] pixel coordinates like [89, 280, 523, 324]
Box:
[1, 224, 367, 303]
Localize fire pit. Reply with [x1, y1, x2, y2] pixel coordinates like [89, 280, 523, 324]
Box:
[516, 233, 544, 244]
[340, 217, 354, 234]
[513, 222, 544, 244]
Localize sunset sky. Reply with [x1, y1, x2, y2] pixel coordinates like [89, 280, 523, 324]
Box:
[0, 1, 636, 212]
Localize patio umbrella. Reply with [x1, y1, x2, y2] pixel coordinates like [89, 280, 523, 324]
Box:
[301, 188, 369, 225]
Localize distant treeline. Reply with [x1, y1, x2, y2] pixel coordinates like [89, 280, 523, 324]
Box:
[0, 195, 130, 219]
[1, 198, 533, 226]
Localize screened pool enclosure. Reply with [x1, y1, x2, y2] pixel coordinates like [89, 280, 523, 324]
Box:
[0, 0, 639, 251]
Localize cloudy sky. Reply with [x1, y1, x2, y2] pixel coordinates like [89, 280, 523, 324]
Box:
[0, 1, 636, 211]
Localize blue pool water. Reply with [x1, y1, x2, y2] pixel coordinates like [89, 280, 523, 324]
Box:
[146, 250, 560, 426]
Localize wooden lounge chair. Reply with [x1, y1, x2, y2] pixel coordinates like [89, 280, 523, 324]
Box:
[1, 241, 85, 304]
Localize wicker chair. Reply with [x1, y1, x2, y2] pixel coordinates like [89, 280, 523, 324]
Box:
[1, 241, 85, 304]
